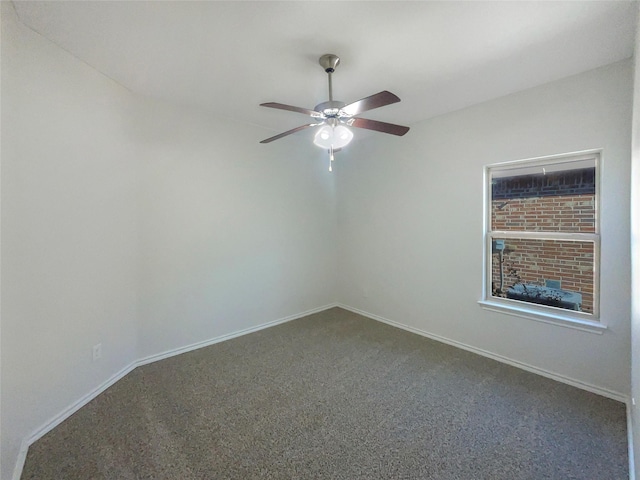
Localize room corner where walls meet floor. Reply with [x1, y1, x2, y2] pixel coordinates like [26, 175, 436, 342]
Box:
[12, 303, 634, 480]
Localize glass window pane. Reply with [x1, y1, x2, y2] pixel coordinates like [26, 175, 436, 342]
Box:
[490, 238, 595, 314]
[491, 163, 595, 232]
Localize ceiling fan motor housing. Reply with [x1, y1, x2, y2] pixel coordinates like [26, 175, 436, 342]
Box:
[314, 100, 346, 119]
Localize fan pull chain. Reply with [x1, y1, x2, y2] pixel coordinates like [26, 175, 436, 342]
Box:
[329, 146, 334, 172]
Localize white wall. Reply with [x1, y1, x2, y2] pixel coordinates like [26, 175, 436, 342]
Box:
[133, 98, 337, 358]
[1, 4, 337, 478]
[0, 4, 139, 479]
[630, 3, 640, 477]
[337, 60, 632, 397]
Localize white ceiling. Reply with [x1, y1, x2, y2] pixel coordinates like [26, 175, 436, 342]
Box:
[12, 1, 637, 138]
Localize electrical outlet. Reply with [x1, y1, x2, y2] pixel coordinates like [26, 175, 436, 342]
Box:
[92, 343, 102, 361]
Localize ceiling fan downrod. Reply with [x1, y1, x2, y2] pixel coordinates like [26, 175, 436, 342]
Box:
[319, 54, 340, 102]
[319, 54, 341, 171]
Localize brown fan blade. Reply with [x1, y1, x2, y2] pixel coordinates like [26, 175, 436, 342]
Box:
[260, 124, 319, 144]
[340, 91, 401, 116]
[348, 117, 410, 136]
[260, 102, 322, 118]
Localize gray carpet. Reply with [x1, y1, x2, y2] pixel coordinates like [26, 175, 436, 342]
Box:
[22, 307, 628, 479]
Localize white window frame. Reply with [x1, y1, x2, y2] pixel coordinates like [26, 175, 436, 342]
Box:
[479, 150, 604, 333]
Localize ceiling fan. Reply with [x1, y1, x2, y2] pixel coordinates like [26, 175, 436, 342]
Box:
[259, 54, 410, 171]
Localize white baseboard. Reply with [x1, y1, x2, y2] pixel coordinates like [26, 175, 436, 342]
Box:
[337, 303, 627, 403]
[349, 302, 636, 479]
[12, 361, 137, 480]
[629, 401, 636, 480]
[11, 439, 29, 480]
[13, 302, 628, 478]
[137, 303, 337, 367]
[25, 362, 138, 444]
[12, 303, 338, 480]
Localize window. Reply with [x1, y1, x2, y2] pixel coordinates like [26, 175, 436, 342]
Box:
[482, 151, 600, 327]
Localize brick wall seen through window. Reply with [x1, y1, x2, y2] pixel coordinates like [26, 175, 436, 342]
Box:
[487, 160, 598, 316]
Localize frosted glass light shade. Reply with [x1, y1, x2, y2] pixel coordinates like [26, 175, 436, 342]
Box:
[313, 125, 353, 149]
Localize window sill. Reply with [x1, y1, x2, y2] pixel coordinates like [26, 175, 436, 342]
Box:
[478, 300, 606, 334]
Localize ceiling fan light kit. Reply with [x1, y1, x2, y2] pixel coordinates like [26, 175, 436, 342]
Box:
[260, 54, 410, 171]
[313, 125, 353, 149]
